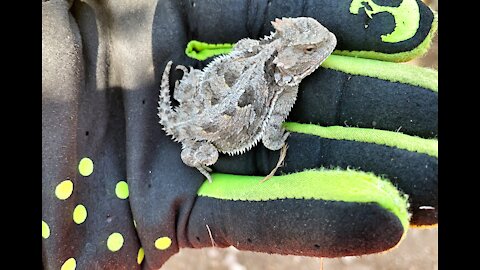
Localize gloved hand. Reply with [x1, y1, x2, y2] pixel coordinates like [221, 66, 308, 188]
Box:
[42, 0, 437, 269]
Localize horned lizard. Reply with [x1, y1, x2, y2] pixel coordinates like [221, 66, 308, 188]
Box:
[158, 17, 337, 182]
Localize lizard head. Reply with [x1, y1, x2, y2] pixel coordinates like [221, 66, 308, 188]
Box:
[271, 17, 337, 86]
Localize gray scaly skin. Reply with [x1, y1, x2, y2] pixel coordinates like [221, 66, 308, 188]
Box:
[158, 17, 337, 182]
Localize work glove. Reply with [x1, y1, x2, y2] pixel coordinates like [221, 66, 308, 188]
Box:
[42, 0, 437, 269]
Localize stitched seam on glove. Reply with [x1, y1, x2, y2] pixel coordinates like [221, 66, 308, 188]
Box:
[284, 123, 438, 158]
[321, 54, 438, 92]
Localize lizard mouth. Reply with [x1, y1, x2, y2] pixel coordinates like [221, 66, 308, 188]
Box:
[274, 65, 301, 86]
[275, 63, 320, 86]
[301, 63, 320, 77]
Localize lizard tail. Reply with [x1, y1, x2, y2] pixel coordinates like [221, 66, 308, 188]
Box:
[157, 61, 177, 137]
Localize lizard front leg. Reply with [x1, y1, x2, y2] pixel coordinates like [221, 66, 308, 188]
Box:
[262, 86, 299, 150]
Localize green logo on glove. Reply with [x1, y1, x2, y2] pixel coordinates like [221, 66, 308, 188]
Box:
[349, 0, 420, 43]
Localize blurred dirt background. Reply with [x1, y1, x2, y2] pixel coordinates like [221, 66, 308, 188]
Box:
[164, 228, 438, 270]
[164, 1, 438, 269]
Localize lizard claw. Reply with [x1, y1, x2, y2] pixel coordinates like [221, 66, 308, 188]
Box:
[197, 166, 213, 183]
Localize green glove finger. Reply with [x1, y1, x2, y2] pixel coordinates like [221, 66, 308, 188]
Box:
[291, 54, 437, 138]
[214, 127, 437, 226]
[184, 169, 409, 257]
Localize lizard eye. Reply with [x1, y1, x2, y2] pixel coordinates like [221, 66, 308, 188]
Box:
[304, 46, 316, 54]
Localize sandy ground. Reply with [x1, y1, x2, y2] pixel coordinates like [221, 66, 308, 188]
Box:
[164, 228, 438, 270]
[164, 1, 438, 269]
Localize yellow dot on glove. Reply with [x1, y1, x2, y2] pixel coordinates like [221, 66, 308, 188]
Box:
[137, 247, 145, 264]
[78, 157, 94, 176]
[55, 180, 74, 200]
[73, 204, 87, 224]
[42, 220, 50, 239]
[155, 236, 172, 250]
[107, 232, 124, 252]
[115, 181, 129, 199]
[60, 258, 76, 270]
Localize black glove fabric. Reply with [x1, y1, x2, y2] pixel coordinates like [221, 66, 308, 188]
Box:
[42, 0, 437, 269]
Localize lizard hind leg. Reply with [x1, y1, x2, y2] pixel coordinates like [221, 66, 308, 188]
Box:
[181, 141, 219, 182]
